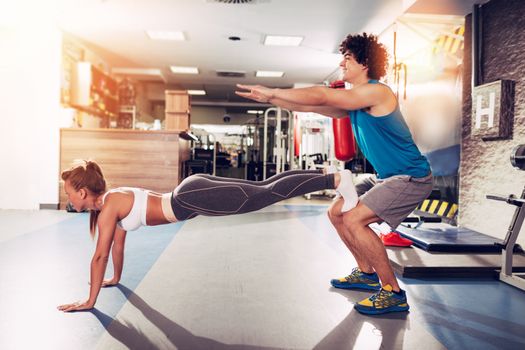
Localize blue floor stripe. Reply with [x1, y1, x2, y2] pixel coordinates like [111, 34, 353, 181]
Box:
[403, 279, 525, 350]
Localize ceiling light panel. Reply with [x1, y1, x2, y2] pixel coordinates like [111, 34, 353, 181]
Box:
[111, 68, 163, 76]
[264, 35, 303, 46]
[170, 66, 199, 74]
[187, 90, 206, 95]
[256, 70, 284, 77]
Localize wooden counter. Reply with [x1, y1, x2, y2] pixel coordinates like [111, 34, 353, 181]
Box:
[59, 128, 190, 209]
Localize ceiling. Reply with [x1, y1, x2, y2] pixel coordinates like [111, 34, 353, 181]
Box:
[56, 0, 482, 106]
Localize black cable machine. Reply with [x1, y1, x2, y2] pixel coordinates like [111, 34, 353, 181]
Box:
[488, 144, 525, 290]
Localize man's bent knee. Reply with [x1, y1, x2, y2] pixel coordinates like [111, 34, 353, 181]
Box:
[342, 211, 369, 232]
[328, 199, 345, 218]
[328, 212, 345, 231]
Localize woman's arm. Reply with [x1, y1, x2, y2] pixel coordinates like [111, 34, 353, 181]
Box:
[58, 208, 118, 312]
[102, 227, 127, 287]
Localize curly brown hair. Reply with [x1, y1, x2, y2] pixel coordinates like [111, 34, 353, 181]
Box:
[339, 33, 389, 80]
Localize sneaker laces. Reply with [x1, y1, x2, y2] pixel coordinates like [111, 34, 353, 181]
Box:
[369, 288, 391, 303]
[344, 267, 362, 281]
[368, 288, 406, 309]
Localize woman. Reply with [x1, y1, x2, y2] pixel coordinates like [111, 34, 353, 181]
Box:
[57, 160, 357, 312]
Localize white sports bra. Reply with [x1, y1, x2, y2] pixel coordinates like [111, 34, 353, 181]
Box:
[102, 187, 149, 231]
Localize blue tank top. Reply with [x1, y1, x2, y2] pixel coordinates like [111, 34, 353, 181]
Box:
[349, 80, 430, 179]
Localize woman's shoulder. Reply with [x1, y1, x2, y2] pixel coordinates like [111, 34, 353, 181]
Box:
[102, 188, 135, 207]
[100, 188, 134, 220]
[106, 187, 143, 196]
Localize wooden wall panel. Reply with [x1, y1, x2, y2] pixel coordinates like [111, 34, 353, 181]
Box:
[165, 112, 190, 132]
[59, 128, 190, 209]
[165, 90, 190, 113]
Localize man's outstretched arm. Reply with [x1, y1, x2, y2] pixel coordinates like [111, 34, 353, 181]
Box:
[264, 97, 348, 119]
[236, 83, 385, 111]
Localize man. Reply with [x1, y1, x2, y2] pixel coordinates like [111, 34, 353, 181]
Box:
[236, 33, 432, 315]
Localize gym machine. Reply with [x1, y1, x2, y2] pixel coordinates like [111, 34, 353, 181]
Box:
[262, 107, 293, 180]
[396, 145, 525, 255]
[243, 107, 293, 181]
[487, 144, 525, 291]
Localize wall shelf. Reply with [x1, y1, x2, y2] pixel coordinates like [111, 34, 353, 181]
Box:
[70, 62, 118, 121]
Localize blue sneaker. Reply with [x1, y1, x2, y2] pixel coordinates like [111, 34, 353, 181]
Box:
[330, 267, 381, 291]
[354, 284, 410, 315]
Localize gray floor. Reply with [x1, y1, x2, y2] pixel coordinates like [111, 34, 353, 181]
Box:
[94, 207, 443, 350]
[3, 203, 525, 349]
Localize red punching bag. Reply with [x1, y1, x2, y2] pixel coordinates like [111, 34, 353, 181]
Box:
[293, 113, 301, 157]
[330, 80, 356, 161]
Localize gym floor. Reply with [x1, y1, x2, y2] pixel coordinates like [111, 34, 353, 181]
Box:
[1, 202, 524, 350]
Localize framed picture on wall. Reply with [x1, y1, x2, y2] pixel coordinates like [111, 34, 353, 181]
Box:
[471, 80, 514, 140]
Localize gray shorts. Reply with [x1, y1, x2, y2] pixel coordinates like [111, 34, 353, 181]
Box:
[356, 173, 433, 229]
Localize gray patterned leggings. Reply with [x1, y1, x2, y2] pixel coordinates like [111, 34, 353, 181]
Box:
[169, 170, 335, 221]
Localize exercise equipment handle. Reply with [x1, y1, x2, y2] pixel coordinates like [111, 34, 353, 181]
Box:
[420, 216, 442, 223]
[486, 194, 509, 202]
[402, 216, 442, 223]
[486, 194, 525, 207]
